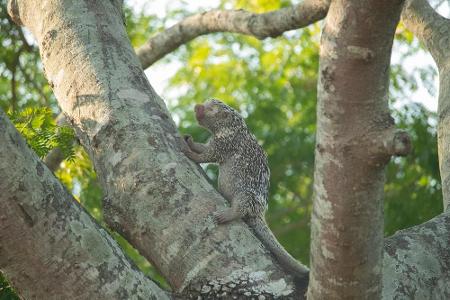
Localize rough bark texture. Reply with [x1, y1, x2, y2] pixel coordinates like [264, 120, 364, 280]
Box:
[0, 110, 169, 300]
[402, 0, 450, 211]
[439, 66, 450, 211]
[308, 0, 405, 298]
[136, 0, 330, 68]
[383, 209, 450, 299]
[7, 0, 305, 298]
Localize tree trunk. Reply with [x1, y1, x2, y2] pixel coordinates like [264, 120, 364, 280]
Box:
[308, 0, 406, 298]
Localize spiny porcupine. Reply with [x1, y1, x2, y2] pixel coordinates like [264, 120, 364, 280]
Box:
[182, 99, 308, 279]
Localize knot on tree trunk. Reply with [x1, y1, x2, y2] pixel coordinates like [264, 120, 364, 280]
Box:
[388, 130, 412, 156]
[370, 128, 412, 165]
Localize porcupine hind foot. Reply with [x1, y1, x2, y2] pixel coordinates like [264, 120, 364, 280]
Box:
[213, 208, 242, 224]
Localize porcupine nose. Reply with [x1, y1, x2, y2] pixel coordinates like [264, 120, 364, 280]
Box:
[195, 104, 205, 120]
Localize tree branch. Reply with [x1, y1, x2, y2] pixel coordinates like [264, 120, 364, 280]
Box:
[136, 0, 330, 68]
[0, 109, 170, 299]
[383, 210, 450, 299]
[401, 0, 450, 63]
[136, 0, 450, 70]
[399, 1, 450, 210]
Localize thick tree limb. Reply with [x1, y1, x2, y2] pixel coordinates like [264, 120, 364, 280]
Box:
[136, 0, 330, 68]
[136, 0, 450, 70]
[402, 0, 450, 63]
[0, 110, 169, 300]
[437, 69, 450, 211]
[383, 210, 450, 299]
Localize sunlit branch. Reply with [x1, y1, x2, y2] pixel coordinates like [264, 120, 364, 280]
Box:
[402, 0, 450, 62]
[137, 0, 330, 68]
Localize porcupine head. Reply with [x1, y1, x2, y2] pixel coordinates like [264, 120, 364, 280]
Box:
[194, 99, 246, 133]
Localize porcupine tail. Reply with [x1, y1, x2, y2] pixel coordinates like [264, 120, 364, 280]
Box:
[246, 216, 309, 280]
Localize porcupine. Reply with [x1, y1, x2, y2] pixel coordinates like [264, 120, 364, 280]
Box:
[182, 99, 308, 279]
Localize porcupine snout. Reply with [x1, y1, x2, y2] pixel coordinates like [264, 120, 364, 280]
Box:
[195, 104, 205, 120]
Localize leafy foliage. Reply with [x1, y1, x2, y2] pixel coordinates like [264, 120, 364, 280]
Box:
[124, 5, 161, 48]
[0, 273, 19, 300]
[7, 107, 75, 159]
[385, 103, 442, 235]
[0, 0, 56, 112]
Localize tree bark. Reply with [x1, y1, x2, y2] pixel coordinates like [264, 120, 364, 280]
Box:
[7, 0, 305, 298]
[0, 110, 169, 300]
[308, 0, 406, 298]
[383, 209, 450, 298]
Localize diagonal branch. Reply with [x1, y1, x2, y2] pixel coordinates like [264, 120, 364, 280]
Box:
[401, 0, 450, 63]
[400, 0, 450, 210]
[0, 109, 170, 299]
[137, 0, 330, 68]
[383, 209, 450, 298]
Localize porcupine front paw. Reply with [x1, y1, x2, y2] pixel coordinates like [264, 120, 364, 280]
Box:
[180, 136, 190, 153]
[183, 134, 194, 145]
[213, 208, 239, 224]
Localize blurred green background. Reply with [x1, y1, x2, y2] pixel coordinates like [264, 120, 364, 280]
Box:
[0, 0, 443, 297]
